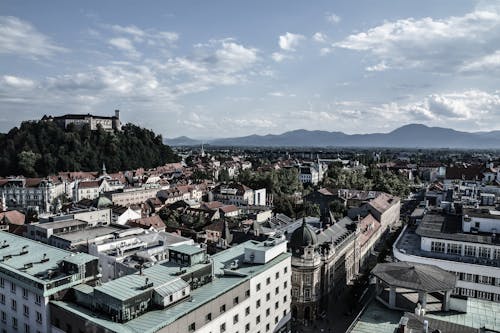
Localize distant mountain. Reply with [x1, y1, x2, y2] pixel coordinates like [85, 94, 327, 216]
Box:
[167, 124, 500, 148]
[164, 136, 202, 146]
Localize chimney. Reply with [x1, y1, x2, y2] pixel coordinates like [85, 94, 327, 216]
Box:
[115, 109, 120, 119]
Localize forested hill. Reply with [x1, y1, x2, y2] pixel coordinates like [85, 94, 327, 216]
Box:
[0, 121, 180, 177]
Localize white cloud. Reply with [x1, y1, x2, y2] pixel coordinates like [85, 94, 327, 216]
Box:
[326, 13, 341, 24]
[279, 32, 305, 51]
[271, 52, 288, 62]
[365, 62, 389, 72]
[109, 37, 141, 58]
[461, 50, 500, 72]
[334, 7, 500, 72]
[0, 16, 67, 57]
[2, 75, 35, 88]
[313, 32, 327, 43]
[320, 47, 332, 56]
[110, 24, 145, 38]
[215, 41, 258, 73]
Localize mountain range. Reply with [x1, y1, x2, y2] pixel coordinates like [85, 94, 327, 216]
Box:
[164, 124, 500, 148]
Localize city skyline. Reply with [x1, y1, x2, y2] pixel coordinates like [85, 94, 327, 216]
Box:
[1, 0, 500, 138]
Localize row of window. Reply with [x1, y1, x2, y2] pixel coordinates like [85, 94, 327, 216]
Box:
[190, 308, 288, 333]
[457, 272, 500, 286]
[454, 287, 500, 302]
[430, 241, 500, 259]
[1, 311, 42, 333]
[0, 281, 43, 305]
[0, 298, 43, 323]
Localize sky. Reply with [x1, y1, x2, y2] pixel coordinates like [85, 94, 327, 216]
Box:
[1, 0, 500, 139]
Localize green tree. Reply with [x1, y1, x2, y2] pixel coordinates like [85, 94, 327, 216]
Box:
[17, 151, 41, 177]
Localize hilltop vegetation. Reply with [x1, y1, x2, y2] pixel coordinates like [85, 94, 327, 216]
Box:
[0, 121, 180, 177]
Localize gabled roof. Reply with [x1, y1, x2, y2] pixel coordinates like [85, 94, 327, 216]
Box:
[127, 216, 165, 230]
[0, 210, 25, 225]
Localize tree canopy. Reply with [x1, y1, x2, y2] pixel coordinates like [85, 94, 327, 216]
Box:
[0, 120, 180, 177]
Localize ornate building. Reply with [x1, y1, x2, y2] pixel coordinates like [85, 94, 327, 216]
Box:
[289, 217, 360, 322]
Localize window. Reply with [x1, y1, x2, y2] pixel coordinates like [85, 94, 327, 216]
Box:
[256, 283, 261, 291]
[256, 299, 261, 308]
[205, 313, 212, 322]
[256, 315, 261, 324]
[275, 301, 279, 309]
[479, 247, 491, 259]
[11, 299, 16, 310]
[22, 288, 28, 300]
[275, 316, 279, 324]
[430, 241, 445, 253]
[220, 304, 226, 313]
[461, 273, 475, 282]
[465, 245, 476, 257]
[36, 312, 42, 324]
[266, 323, 270, 332]
[23, 305, 29, 317]
[233, 296, 239, 305]
[245, 306, 250, 316]
[266, 277, 270, 285]
[266, 293, 270, 301]
[35, 295, 41, 305]
[220, 323, 226, 333]
[283, 295, 287, 303]
[10, 282, 16, 294]
[284, 267, 288, 274]
[24, 324, 30, 333]
[284, 281, 287, 289]
[233, 314, 239, 324]
[188, 323, 196, 332]
[266, 308, 270, 317]
[446, 243, 462, 255]
[275, 272, 279, 280]
[0, 278, 3, 288]
[305, 274, 311, 283]
[245, 323, 250, 332]
[245, 289, 250, 297]
[478, 275, 493, 285]
[494, 249, 500, 260]
[0, 294, 4, 304]
[1, 311, 5, 323]
[292, 288, 299, 297]
[12, 317, 18, 329]
[275, 287, 279, 295]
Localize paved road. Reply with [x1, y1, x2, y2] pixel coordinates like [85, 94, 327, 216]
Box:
[290, 286, 372, 333]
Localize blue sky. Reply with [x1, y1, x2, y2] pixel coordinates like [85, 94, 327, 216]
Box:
[1, 0, 500, 138]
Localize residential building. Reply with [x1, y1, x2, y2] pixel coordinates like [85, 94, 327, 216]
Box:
[0, 178, 65, 213]
[212, 183, 266, 207]
[0, 231, 99, 333]
[50, 239, 291, 333]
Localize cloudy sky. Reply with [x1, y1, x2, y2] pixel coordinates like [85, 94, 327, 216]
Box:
[1, 0, 500, 138]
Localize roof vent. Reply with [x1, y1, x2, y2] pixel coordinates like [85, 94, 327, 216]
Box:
[40, 253, 49, 263]
[20, 245, 28, 255]
[1, 240, 9, 249]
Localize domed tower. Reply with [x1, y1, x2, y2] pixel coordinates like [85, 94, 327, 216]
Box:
[290, 217, 318, 257]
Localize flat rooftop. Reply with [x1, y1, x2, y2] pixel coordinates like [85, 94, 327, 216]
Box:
[0, 231, 96, 288]
[350, 297, 500, 333]
[52, 226, 121, 243]
[52, 240, 291, 333]
[416, 213, 500, 245]
[35, 219, 87, 229]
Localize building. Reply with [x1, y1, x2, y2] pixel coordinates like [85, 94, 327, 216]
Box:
[0, 231, 99, 333]
[107, 185, 160, 207]
[212, 183, 266, 207]
[43, 110, 122, 131]
[0, 178, 66, 213]
[394, 209, 500, 302]
[50, 239, 291, 333]
[288, 217, 360, 322]
[88, 230, 193, 282]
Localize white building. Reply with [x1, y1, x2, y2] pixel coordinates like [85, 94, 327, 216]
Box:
[394, 210, 500, 302]
[50, 238, 292, 333]
[0, 232, 99, 333]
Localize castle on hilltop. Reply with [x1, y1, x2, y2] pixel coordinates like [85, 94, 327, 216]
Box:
[42, 110, 122, 131]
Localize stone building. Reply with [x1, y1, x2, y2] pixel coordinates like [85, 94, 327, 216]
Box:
[288, 217, 360, 322]
[42, 110, 122, 131]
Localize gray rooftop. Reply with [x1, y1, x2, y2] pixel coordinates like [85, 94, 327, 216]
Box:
[372, 262, 457, 292]
[52, 226, 121, 243]
[0, 231, 96, 293]
[416, 213, 500, 245]
[53, 240, 291, 333]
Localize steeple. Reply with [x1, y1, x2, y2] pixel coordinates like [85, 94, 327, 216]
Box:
[201, 142, 205, 158]
[102, 163, 107, 175]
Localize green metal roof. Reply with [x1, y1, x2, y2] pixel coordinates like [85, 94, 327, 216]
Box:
[168, 244, 204, 256]
[54, 241, 291, 333]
